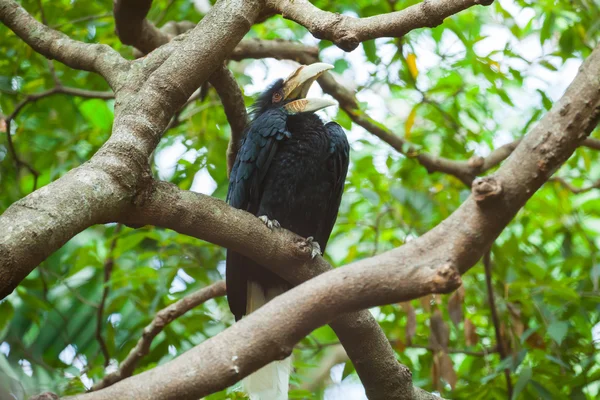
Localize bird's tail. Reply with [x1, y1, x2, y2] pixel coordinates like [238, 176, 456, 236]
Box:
[242, 280, 291, 400]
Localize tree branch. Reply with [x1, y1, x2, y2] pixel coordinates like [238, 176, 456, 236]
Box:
[483, 251, 513, 397]
[268, 0, 493, 51]
[113, 0, 169, 54]
[112, 0, 247, 174]
[108, 9, 415, 398]
[550, 176, 600, 194]
[92, 281, 226, 391]
[208, 66, 248, 175]
[0, 0, 128, 89]
[229, 39, 600, 185]
[96, 224, 122, 368]
[71, 40, 600, 400]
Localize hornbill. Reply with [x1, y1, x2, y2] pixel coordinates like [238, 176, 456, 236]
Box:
[226, 63, 350, 399]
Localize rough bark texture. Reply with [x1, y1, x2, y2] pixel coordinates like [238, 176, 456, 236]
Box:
[2, 0, 598, 399]
[268, 0, 494, 51]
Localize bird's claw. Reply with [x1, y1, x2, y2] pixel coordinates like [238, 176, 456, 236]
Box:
[305, 236, 322, 259]
[258, 215, 281, 230]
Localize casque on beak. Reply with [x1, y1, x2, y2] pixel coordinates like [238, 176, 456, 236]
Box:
[282, 63, 337, 114]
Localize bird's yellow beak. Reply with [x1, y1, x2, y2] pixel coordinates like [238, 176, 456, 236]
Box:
[282, 63, 337, 114]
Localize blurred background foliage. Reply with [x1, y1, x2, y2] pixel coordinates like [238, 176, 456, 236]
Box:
[1, 0, 600, 399]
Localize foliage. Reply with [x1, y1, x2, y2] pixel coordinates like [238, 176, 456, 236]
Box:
[1, 0, 599, 399]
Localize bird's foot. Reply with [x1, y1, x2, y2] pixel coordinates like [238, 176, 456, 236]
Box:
[258, 215, 281, 230]
[305, 237, 322, 259]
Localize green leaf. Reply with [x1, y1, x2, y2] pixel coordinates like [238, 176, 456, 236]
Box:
[79, 99, 113, 131]
[0, 300, 14, 335]
[363, 40, 378, 63]
[531, 380, 555, 400]
[360, 188, 380, 206]
[511, 366, 532, 400]
[547, 321, 569, 345]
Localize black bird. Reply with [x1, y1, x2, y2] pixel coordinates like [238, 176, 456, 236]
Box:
[225, 63, 349, 399]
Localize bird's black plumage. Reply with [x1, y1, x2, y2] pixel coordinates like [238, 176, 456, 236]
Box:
[226, 77, 349, 321]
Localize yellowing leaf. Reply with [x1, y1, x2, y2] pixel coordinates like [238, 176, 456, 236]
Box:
[447, 286, 464, 326]
[407, 53, 419, 79]
[464, 318, 478, 346]
[405, 107, 417, 139]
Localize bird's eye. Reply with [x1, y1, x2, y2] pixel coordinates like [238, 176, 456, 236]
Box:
[272, 92, 283, 103]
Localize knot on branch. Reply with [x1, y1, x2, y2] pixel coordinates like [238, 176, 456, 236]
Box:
[467, 156, 484, 169]
[398, 363, 412, 380]
[472, 176, 503, 203]
[475, 0, 495, 5]
[335, 35, 360, 52]
[274, 344, 294, 360]
[431, 263, 462, 294]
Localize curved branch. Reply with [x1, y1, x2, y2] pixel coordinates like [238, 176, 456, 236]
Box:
[230, 38, 320, 61]
[108, 0, 261, 161]
[96, 225, 123, 368]
[113, 0, 248, 173]
[71, 40, 600, 400]
[209, 66, 248, 174]
[268, 0, 493, 51]
[483, 251, 513, 396]
[7, 87, 114, 122]
[113, 0, 169, 54]
[229, 39, 600, 185]
[92, 281, 227, 391]
[0, 0, 128, 89]
[550, 176, 600, 194]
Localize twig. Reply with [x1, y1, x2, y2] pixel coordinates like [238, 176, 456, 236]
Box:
[550, 176, 600, 194]
[51, 12, 112, 29]
[96, 224, 122, 368]
[299, 340, 498, 357]
[483, 251, 513, 398]
[43, 268, 100, 308]
[91, 280, 227, 391]
[3, 86, 113, 190]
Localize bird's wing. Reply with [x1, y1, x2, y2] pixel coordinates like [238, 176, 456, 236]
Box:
[227, 108, 291, 212]
[226, 107, 291, 321]
[318, 122, 350, 252]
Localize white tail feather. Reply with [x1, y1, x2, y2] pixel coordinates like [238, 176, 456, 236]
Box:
[242, 281, 291, 400]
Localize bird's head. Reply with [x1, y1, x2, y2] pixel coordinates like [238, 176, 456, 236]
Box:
[250, 63, 337, 118]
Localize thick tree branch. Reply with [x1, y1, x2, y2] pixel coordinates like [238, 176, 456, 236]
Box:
[92, 281, 226, 391]
[0, 0, 128, 89]
[0, 0, 263, 300]
[112, 0, 247, 174]
[108, 8, 413, 397]
[230, 38, 320, 62]
[109, 0, 261, 161]
[268, 0, 493, 51]
[121, 180, 414, 399]
[69, 41, 600, 400]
